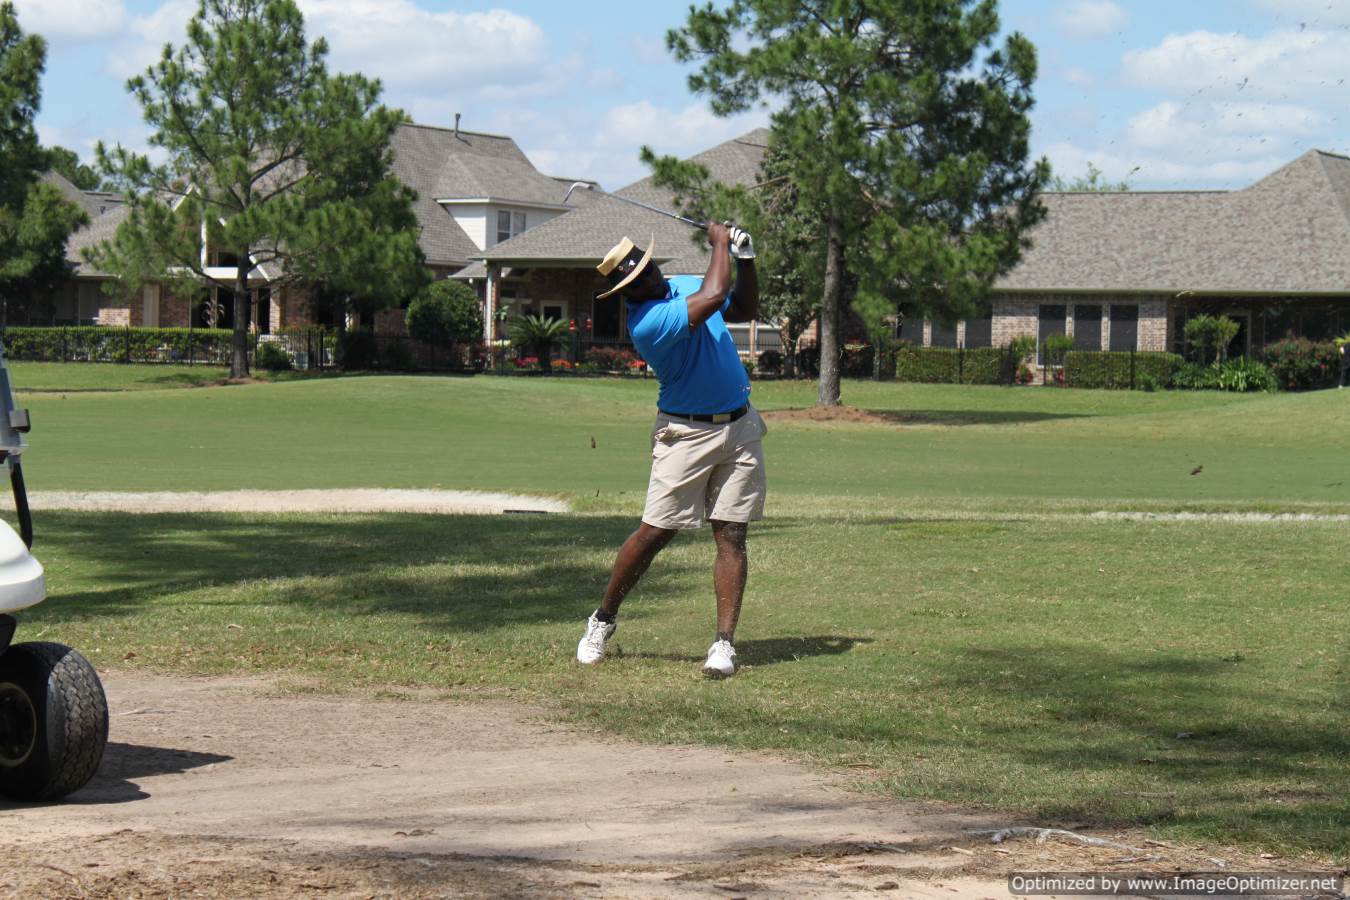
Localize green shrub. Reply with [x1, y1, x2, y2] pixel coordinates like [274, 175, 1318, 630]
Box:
[1042, 333, 1073, 367]
[406, 280, 482, 349]
[742, 358, 755, 378]
[1062, 351, 1183, 389]
[1215, 357, 1277, 392]
[1173, 362, 1220, 390]
[1183, 313, 1241, 362]
[339, 330, 378, 370]
[254, 341, 292, 371]
[756, 349, 783, 375]
[1136, 372, 1158, 392]
[894, 347, 1008, 385]
[0, 326, 235, 364]
[1262, 339, 1339, 390]
[380, 339, 417, 372]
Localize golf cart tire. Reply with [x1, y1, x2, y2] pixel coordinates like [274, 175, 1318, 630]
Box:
[0, 642, 108, 801]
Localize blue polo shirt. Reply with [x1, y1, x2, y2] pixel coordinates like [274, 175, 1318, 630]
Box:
[626, 275, 750, 415]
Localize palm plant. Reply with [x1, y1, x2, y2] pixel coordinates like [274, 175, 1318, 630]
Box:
[509, 314, 569, 373]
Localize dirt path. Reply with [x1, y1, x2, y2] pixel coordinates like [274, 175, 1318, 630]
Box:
[0, 674, 1290, 899]
[0, 673, 1031, 898]
[29, 489, 569, 515]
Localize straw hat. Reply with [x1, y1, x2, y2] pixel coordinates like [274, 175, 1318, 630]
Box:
[595, 235, 655, 300]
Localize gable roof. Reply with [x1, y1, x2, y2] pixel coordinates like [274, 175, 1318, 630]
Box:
[997, 150, 1350, 295]
[478, 128, 771, 274]
[389, 122, 599, 267]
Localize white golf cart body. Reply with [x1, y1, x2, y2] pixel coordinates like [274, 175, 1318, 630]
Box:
[0, 521, 43, 615]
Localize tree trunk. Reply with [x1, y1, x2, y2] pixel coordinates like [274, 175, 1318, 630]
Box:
[231, 250, 250, 378]
[817, 215, 844, 406]
[781, 323, 797, 379]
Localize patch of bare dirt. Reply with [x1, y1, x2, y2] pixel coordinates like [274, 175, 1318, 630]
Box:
[762, 405, 903, 425]
[0, 673, 1318, 899]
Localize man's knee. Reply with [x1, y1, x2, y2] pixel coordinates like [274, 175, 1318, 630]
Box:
[637, 522, 678, 549]
[711, 519, 748, 551]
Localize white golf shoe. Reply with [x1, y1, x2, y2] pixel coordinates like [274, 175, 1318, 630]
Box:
[702, 639, 737, 677]
[576, 614, 616, 664]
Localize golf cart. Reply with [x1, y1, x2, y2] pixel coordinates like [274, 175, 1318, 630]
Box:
[0, 345, 108, 800]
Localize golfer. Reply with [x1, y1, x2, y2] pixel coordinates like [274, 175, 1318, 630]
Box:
[577, 223, 763, 677]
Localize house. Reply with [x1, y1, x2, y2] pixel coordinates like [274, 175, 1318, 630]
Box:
[24, 119, 597, 332]
[465, 128, 780, 355]
[902, 150, 1350, 360]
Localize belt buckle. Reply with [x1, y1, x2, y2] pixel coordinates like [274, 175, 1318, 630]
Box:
[712, 413, 731, 424]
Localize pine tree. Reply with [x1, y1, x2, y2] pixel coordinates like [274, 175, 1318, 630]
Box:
[0, 3, 88, 322]
[89, 0, 426, 376]
[668, 0, 1048, 405]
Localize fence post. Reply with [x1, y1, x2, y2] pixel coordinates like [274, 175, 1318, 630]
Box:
[61, 329, 67, 363]
[958, 346, 965, 384]
[124, 326, 131, 364]
[1130, 348, 1136, 389]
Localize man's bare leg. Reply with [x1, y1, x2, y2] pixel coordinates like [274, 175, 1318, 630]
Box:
[599, 522, 677, 616]
[710, 519, 748, 641]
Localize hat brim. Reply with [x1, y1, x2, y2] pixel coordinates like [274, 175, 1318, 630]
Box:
[595, 236, 655, 300]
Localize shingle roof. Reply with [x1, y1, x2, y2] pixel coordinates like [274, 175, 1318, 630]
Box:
[996, 150, 1350, 295]
[389, 122, 597, 267]
[479, 129, 770, 274]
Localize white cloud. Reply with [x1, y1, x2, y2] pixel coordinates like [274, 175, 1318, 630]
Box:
[1123, 28, 1350, 99]
[1045, 140, 1284, 187]
[296, 1, 546, 90]
[1062, 66, 1095, 87]
[105, 0, 195, 78]
[1052, 1, 1127, 40]
[11, 0, 127, 42]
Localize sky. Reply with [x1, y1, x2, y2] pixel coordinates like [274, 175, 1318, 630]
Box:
[16, 0, 1350, 193]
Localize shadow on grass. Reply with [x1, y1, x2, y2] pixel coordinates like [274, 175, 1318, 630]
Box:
[893, 642, 1350, 849]
[26, 511, 696, 635]
[864, 408, 1091, 426]
[620, 635, 871, 665]
[765, 407, 1091, 426]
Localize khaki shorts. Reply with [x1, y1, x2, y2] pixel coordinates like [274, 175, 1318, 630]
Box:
[642, 407, 768, 530]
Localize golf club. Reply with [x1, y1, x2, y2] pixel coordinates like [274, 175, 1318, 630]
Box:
[563, 181, 711, 230]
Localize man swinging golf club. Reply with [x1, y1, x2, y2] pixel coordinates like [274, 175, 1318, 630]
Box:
[577, 222, 763, 677]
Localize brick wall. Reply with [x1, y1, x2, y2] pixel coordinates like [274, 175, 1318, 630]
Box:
[991, 293, 1171, 351]
[98, 305, 130, 327]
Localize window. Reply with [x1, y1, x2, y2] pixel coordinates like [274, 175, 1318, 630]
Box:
[1109, 304, 1138, 351]
[1037, 304, 1067, 364]
[496, 210, 527, 244]
[1072, 305, 1101, 351]
[962, 317, 992, 348]
[543, 305, 563, 322]
[898, 303, 924, 345]
[930, 319, 957, 348]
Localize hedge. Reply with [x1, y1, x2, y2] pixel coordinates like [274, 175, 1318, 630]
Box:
[1, 326, 237, 364]
[1062, 350, 1183, 389]
[895, 346, 1010, 384]
[1262, 339, 1339, 391]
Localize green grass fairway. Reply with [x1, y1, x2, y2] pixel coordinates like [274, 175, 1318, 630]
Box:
[14, 372, 1350, 508]
[8, 368, 1349, 859]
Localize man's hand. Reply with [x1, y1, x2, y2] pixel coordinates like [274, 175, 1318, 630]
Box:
[728, 226, 755, 260]
[707, 221, 731, 248]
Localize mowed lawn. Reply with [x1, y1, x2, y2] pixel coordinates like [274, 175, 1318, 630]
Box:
[9, 368, 1350, 859]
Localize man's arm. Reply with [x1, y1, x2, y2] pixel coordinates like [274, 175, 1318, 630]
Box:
[724, 258, 758, 323]
[686, 222, 732, 330]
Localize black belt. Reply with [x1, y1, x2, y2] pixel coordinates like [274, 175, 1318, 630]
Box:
[659, 405, 749, 424]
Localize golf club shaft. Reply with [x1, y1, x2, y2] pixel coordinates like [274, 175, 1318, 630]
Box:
[605, 192, 709, 230]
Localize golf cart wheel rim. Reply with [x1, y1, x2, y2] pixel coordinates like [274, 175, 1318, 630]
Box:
[0, 682, 36, 767]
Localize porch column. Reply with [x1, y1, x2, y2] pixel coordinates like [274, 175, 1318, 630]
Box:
[485, 263, 501, 342]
